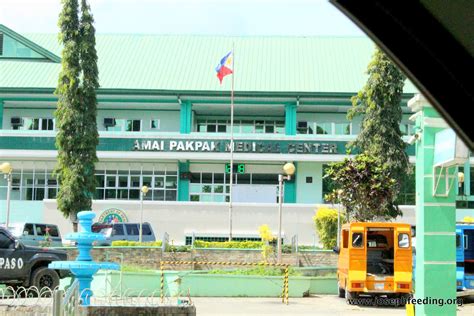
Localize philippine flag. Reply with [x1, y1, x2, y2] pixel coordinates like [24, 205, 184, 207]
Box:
[215, 51, 233, 84]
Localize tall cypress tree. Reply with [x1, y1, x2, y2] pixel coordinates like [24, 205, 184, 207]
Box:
[78, 0, 99, 209]
[55, 0, 98, 227]
[348, 47, 410, 188]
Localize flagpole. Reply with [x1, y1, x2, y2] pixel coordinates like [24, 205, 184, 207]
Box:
[228, 42, 235, 241]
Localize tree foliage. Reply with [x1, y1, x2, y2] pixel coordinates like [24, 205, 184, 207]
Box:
[325, 154, 401, 222]
[313, 207, 346, 249]
[55, 0, 98, 221]
[348, 47, 410, 187]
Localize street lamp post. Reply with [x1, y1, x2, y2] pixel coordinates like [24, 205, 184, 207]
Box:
[0, 163, 13, 228]
[139, 185, 149, 243]
[277, 162, 296, 263]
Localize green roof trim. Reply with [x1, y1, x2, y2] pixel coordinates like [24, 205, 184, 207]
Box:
[0, 24, 61, 63]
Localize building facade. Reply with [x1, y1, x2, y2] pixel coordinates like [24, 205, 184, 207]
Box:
[2, 24, 470, 245]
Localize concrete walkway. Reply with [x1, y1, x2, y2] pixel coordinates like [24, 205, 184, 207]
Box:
[191, 295, 474, 316]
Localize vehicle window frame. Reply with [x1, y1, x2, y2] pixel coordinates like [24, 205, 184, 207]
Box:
[47, 225, 60, 237]
[0, 231, 14, 249]
[456, 234, 461, 248]
[142, 223, 152, 236]
[34, 224, 47, 236]
[342, 229, 349, 248]
[125, 223, 140, 236]
[398, 233, 410, 249]
[112, 224, 125, 236]
[351, 232, 364, 248]
[24, 223, 34, 236]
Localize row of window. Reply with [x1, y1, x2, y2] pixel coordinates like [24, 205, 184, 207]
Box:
[196, 120, 285, 134]
[7, 116, 414, 136]
[94, 170, 177, 201]
[189, 172, 280, 202]
[0, 169, 178, 201]
[297, 122, 352, 135]
[104, 119, 160, 132]
[11, 118, 55, 131]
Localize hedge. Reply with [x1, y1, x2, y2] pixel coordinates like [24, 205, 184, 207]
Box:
[193, 240, 264, 249]
[111, 240, 162, 247]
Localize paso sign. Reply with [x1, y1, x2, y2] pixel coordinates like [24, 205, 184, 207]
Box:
[133, 139, 339, 154]
[97, 208, 129, 224]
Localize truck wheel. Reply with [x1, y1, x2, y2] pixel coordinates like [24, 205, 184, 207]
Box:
[31, 267, 60, 295]
[338, 280, 345, 298]
[345, 288, 358, 305]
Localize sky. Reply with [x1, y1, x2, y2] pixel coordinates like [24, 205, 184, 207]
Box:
[0, 0, 365, 36]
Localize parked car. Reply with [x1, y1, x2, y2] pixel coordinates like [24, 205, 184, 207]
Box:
[0, 226, 69, 291]
[91, 222, 156, 246]
[334, 222, 413, 304]
[8, 223, 63, 247]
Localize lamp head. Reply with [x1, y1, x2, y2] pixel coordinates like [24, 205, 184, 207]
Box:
[0, 162, 12, 174]
[283, 162, 296, 176]
[141, 185, 149, 194]
[458, 172, 465, 184]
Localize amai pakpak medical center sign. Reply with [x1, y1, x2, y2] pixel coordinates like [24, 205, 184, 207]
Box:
[133, 139, 342, 154]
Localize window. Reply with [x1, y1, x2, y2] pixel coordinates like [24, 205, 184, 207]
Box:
[0, 232, 13, 249]
[398, 233, 410, 248]
[400, 123, 415, 136]
[297, 121, 353, 135]
[352, 232, 363, 248]
[470, 166, 474, 196]
[150, 119, 160, 130]
[142, 224, 152, 236]
[196, 119, 284, 134]
[0, 34, 44, 58]
[112, 224, 124, 236]
[95, 169, 177, 201]
[126, 120, 141, 132]
[47, 225, 60, 237]
[316, 122, 332, 135]
[13, 117, 54, 131]
[35, 224, 47, 236]
[456, 234, 461, 248]
[342, 230, 349, 248]
[24, 224, 34, 236]
[106, 119, 141, 132]
[334, 123, 351, 135]
[189, 171, 280, 202]
[126, 224, 139, 235]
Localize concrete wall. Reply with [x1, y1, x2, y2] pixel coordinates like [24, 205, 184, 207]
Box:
[63, 247, 338, 270]
[0, 200, 44, 223]
[40, 199, 416, 245]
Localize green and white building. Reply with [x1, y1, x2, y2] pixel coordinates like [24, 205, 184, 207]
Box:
[3, 24, 469, 245]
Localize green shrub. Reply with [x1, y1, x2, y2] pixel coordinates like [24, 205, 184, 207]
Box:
[166, 245, 191, 252]
[193, 240, 263, 249]
[111, 240, 162, 247]
[313, 207, 346, 249]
